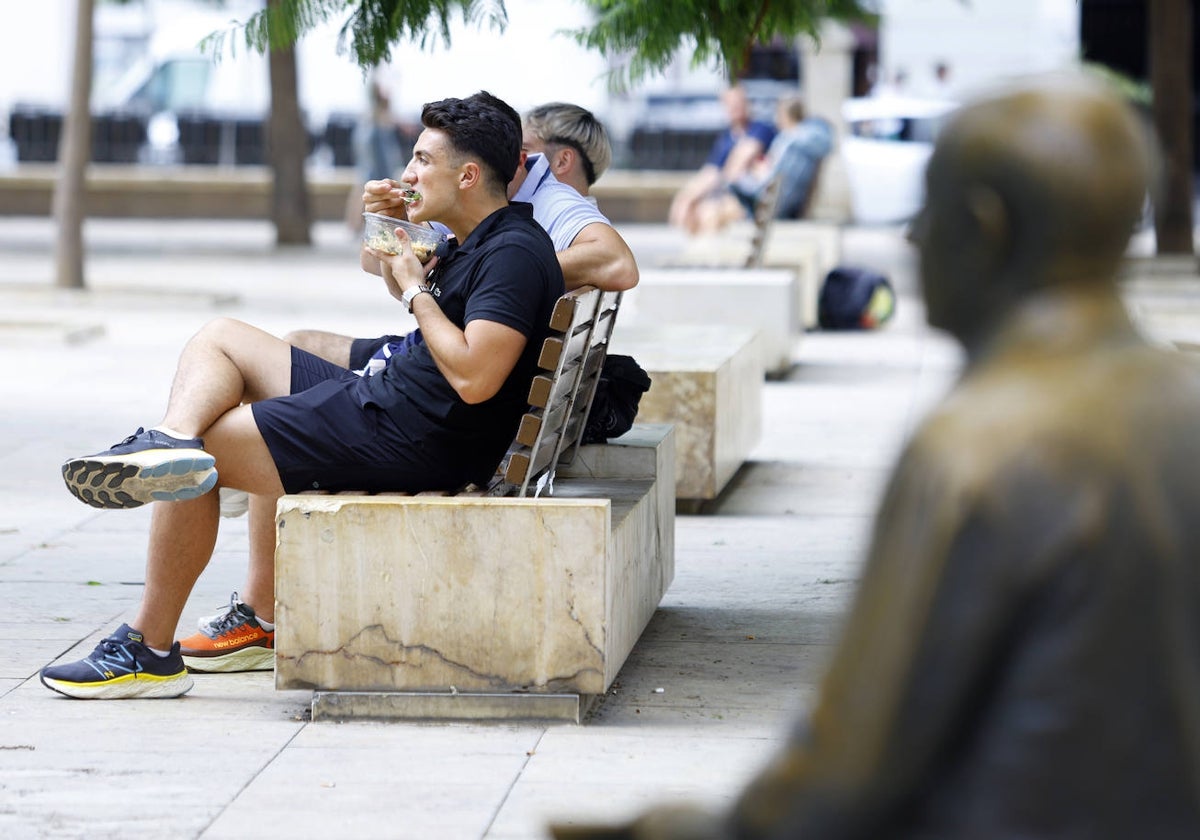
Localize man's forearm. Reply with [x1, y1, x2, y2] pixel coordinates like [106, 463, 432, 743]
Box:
[558, 223, 640, 292]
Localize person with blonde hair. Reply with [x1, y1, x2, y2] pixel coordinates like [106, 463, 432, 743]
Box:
[522, 101, 613, 200]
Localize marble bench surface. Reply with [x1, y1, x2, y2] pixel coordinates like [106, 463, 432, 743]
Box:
[612, 325, 763, 501]
[273, 426, 675, 719]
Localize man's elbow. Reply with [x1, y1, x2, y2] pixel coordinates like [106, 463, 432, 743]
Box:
[582, 255, 640, 293]
[604, 250, 640, 291]
[608, 261, 639, 292]
[565, 266, 638, 293]
[452, 378, 501, 405]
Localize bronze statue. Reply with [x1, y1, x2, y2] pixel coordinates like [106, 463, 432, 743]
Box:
[555, 74, 1200, 839]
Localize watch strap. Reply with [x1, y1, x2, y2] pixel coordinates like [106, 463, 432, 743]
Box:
[402, 284, 432, 313]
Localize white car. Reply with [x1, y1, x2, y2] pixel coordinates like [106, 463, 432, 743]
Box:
[840, 96, 959, 224]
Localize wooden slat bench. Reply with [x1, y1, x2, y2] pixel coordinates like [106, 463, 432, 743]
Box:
[273, 286, 676, 723]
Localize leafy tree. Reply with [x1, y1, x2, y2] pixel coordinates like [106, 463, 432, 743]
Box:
[57, 0, 323, 285]
[217, 0, 510, 67]
[567, 0, 872, 88]
[225, 0, 871, 85]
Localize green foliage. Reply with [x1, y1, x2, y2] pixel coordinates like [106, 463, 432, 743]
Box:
[203, 0, 507, 67]
[201, 0, 869, 87]
[568, 0, 872, 88]
[1081, 61, 1153, 107]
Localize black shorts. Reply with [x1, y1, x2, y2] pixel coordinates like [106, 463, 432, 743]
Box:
[250, 347, 463, 494]
[349, 335, 397, 371]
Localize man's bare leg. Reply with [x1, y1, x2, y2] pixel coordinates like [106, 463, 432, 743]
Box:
[131, 404, 283, 650]
[219, 327, 355, 619]
[161, 318, 297, 434]
[44, 319, 293, 697]
[241, 492, 278, 622]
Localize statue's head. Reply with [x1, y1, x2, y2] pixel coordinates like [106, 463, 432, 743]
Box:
[909, 73, 1156, 348]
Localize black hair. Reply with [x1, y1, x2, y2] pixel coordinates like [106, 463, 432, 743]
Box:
[421, 91, 522, 196]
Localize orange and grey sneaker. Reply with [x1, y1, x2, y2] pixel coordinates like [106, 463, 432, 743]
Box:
[179, 591, 274, 673]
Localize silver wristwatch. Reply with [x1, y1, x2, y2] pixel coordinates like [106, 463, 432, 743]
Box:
[402, 284, 433, 313]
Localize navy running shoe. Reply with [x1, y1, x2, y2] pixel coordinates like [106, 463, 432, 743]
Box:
[61, 427, 218, 509]
[41, 624, 194, 699]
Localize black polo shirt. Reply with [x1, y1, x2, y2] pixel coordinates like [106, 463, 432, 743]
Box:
[358, 202, 563, 483]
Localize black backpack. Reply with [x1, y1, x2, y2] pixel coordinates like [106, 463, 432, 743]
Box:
[582, 355, 652, 445]
[818, 266, 896, 330]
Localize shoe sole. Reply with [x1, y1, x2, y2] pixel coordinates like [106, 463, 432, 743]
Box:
[40, 670, 194, 699]
[62, 451, 218, 509]
[182, 646, 275, 673]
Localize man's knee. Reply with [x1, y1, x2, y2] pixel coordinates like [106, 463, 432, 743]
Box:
[190, 316, 259, 351]
[282, 328, 310, 347]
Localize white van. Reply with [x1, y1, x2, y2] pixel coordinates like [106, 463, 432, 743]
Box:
[2, 1, 378, 166]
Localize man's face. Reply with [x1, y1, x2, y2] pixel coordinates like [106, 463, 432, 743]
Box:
[521, 127, 545, 157]
[401, 128, 461, 224]
[723, 88, 749, 124]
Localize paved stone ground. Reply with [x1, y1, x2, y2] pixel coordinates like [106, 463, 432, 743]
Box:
[0, 216, 964, 839]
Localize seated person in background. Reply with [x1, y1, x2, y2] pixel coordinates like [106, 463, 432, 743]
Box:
[693, 95, 833, 234]
[42, 91, 565, 699]
[668, 84, 776, 235]
[522, 101, 612, 202]
[554, 73, 1200, 840]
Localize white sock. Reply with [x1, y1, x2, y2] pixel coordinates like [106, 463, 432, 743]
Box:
[148, 646, 173, 657]
[150, 425, 191, 441]
[256, 616, 275, 632]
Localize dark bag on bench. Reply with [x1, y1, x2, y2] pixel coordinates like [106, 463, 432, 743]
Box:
[818, 266, 896, 330]
[582, 355, 652, 445]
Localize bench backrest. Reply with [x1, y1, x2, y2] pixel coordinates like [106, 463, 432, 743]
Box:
[744, 172, 783, 269]
[744, 155, 826, 269]
[497, 285, 622, 497]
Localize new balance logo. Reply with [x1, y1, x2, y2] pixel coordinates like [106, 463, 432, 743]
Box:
[86, 646, 142, 679]
[213, 632, 262, 650]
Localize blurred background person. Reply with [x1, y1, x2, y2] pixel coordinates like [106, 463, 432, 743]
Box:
[668, 84, 776, 234]
[344, 70, 407, 231]
[692, 94, 833, 233]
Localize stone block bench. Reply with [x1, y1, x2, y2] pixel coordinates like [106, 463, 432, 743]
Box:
[610, 324, 762, 509]
[659, 219, 843, 331]
[619, 267, 799, 376]
[274, 424, 674, 723]
[273, 287, 676, 723]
